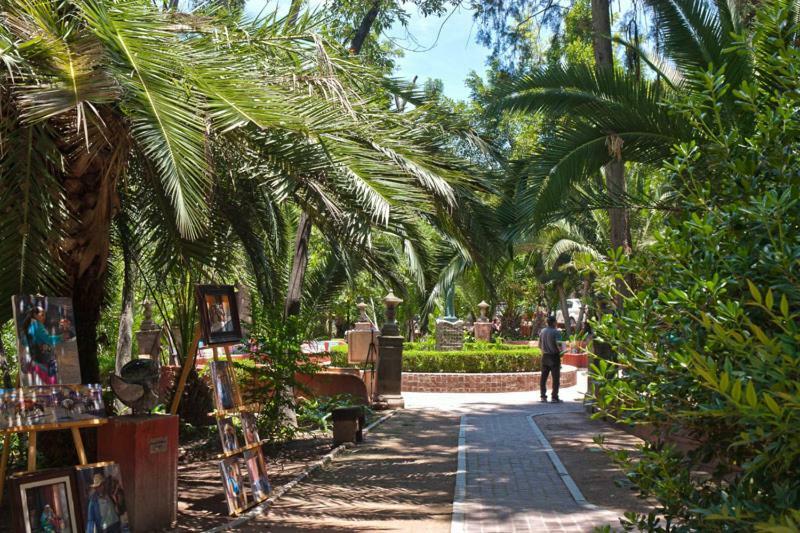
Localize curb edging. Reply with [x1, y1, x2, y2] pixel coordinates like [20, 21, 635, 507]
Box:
[204, 409, 398, 532]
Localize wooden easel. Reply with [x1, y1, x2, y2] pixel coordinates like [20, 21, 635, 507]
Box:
[0, 409, 107, 504]
[169, 324, 237, 415]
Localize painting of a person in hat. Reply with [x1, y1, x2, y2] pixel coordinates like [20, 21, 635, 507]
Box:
[84, 473, 122, 533]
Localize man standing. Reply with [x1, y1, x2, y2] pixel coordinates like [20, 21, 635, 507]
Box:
[539, 316, 564, 403]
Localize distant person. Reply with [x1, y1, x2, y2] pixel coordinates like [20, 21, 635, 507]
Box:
[539, 316, 564, 403]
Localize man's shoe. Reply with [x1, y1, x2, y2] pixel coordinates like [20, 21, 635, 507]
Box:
[551, 398, 564, 403]
[540, 397, 548, 403]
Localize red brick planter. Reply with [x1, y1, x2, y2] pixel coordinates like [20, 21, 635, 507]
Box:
[562, 352, 589, 368]
[401, 365, 577, 393]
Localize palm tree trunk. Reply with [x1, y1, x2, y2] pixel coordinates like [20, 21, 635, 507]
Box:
[350, 1, 380, 54]
[592, 0, 632, 306]
[576, 276, 591, 331]
[115, 247, 135, 374]
[558, 284, 571, 339]
[62, 167, 115, 384]
[285, 0, 304, 28]
[284, 211, 312, 317]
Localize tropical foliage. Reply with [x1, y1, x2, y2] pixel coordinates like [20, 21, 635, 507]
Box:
[589, 2, 800, 529]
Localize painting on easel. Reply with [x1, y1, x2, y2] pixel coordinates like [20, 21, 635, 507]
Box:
[12, 296, 81, 387]
[195, 285, 242, 346]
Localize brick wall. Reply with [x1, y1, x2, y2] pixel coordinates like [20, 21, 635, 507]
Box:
[401, 366, 577, 393]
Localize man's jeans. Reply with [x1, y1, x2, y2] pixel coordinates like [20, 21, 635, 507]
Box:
[540, 353, 561, 399]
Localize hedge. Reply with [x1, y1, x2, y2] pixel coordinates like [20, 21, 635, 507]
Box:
[329, 344, 540, 373]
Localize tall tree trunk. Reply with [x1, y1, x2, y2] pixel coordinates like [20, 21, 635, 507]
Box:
[591, 0, 632, 306]
[285, 0, 304, 29]
[576, 276, 591, 331]
[284, 212, 312, 318]
[558, 284, 571, 339]
[115, 239, 135, 374]
[60, 117, 128, 384]
[350, 1, 380, 54]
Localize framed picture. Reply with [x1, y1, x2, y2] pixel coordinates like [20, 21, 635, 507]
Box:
[219, 456, 249, 515]
[12, 295, 81, 386]
[195, 285, 242, 346]
[243, 448, 271, 503]
[9, 468, 79, 533]
[217, 416, 240, 454]
[240, 412, 260, 446]
[74, 462, 130, 533]
[0, 385, 106, 431]
[209, 361, 242, 413]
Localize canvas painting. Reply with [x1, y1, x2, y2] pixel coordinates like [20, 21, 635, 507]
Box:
[10, 469, 79, 533]
[74, 462, 130, 533]
[209, 361, 241, 413]
[195, 285, 242, 346]
[219, 456, 248, 515]
[243, 448, 271, 503]
[217, 417, 240, 454]
[12, 296, 81, 386]
[240, 412, 260, 446]
[0, 385, 105, 431]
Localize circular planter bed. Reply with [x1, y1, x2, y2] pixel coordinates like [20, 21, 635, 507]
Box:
[401, 365, 578, 393]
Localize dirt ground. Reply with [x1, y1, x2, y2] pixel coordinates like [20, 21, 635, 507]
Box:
[240, 408, 460, 532]
[535, 411, 655, 516]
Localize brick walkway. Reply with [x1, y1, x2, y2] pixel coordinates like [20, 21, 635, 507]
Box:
[407, 381, 622, 533]
[225, 377, 630, 532]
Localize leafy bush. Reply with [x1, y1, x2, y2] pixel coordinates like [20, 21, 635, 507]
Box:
[296, 394, 372, 432]
[329, 343, 540, 373]
[590, 5, 800, 530]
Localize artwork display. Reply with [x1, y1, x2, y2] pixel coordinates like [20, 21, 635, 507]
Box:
[217, 417, 240, 454]
[243, 448, 271, 502]
[219, 456, 248, 514]
[74, 462, 130, 533]
[9, 469, 79, 533]
[209, 361, 241, 413]
[195, 285, 242, 346]
[0, 385, 105, 431]
[12, 296, 81, 386]
[240, 412, 260, 446]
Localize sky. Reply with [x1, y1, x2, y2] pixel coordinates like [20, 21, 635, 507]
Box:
[243, 0, 492, 102]
[383, 6, 491, 101]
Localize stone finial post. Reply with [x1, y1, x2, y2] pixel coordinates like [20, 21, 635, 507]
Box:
[474, 300, 493, 342]
[381, 291, 402, 336]
[136, 300, 162, 362]
[477, 301, 490, 322]
[375, 291, 405, 409]
[357, 301, 369, 323]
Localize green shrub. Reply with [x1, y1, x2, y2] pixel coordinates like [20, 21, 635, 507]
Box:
[329, 344, 540, 373]
[590, 5, 800, 530]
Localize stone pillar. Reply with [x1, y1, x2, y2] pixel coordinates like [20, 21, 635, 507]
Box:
[474, 300, 492, 342]
[136, 300, 162, 363]
[375, 291, 404, 409]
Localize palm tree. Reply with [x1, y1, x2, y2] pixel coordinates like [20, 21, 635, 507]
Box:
[0, 0, 485, 383]
[493, 0, 752, 244]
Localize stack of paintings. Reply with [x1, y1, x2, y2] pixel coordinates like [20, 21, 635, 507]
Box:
[198, 285, 271, 516]
[8, 462, 130, 533]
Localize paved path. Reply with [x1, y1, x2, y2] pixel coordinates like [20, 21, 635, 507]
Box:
[237, 376, 629, 532]
[406, 381, 621, 532]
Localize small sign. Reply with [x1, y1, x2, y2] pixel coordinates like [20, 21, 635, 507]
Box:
[149, 436, 168, 454]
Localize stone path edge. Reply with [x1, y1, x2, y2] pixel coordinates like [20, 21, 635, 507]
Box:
[203, 410, 398, 533]
[526, 413, 598, 510]
[449, 415, 468, 533]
